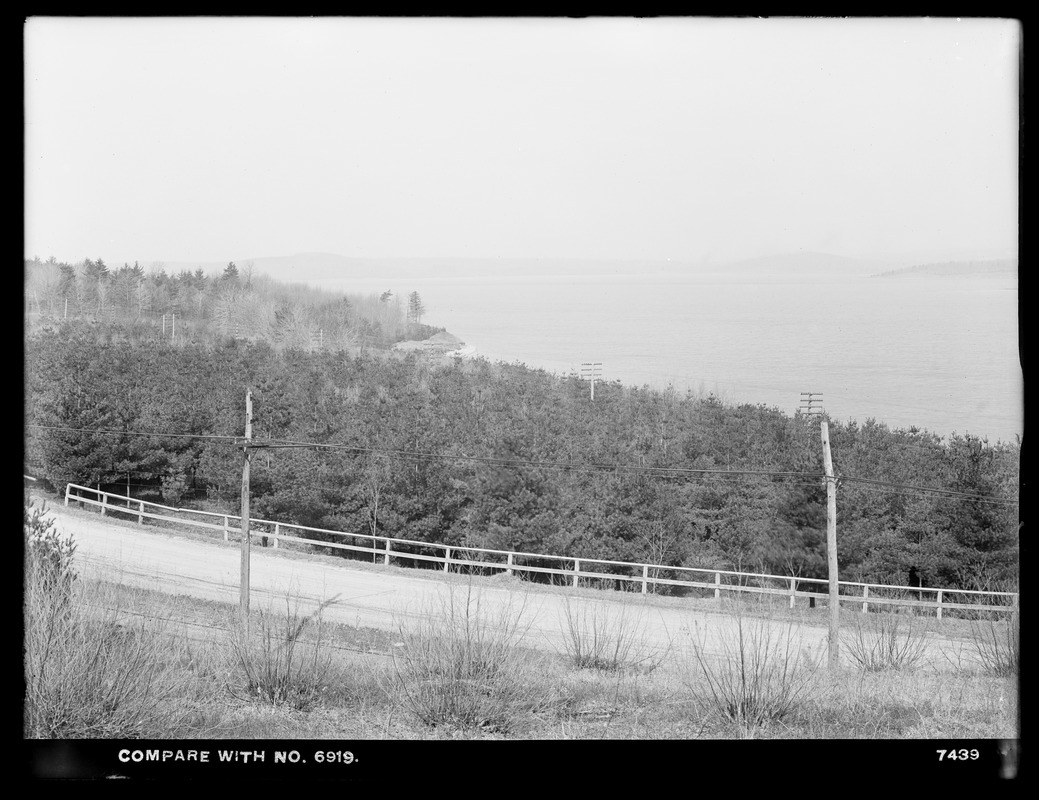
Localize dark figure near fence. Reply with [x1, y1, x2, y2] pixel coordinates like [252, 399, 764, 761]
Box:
[908, 566, 921, 600]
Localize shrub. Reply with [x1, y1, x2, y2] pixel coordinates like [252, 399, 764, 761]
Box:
[227, 594, 338, 711]
[24, 516, 197, 738]
[943, 579, 1020, 676]
[967, 605, 1019, 677]
[685, 605, 819, 728]
[24, 498, 76, 604]
[389, 581, 544, 733]
[558, 595, 666, 673]
[841, 611, 931, 672]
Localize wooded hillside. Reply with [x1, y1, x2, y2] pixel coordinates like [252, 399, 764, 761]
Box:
[23, 260, 1020, 591]
[23, 256, 440, 350]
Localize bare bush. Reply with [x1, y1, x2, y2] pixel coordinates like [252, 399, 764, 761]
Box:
[685, 605, 819, 728]
[24, 507, 199, 738]
[24, 498, 76, 606]
[944, 579, 1020, 677]
[558, 595, 666, 673]
[967, 606, 1019, 677]
[841, 612, 931, 672]
[227, 594, 338, 711]
[388, 581, 545, 733]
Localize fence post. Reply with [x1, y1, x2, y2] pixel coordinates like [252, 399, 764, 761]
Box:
[790, 577, 797, 609]
[936, 589, 943, 622]
[445, 546, 451, 573]
[100, 493, 108, 516]
[223, 515, 230, 542]
[273, 523, 280, 549]
[64, 484, 71, 506]
[573, 559, 581, 588]
[385, 539, 392, 566]
[642, 564, 649, 595]
[506, 551, 514, 577]
[138, 500, 144, 525]
[862, 585, 869, 614]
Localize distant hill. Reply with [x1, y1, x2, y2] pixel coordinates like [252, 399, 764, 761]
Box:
[167, 254, 686, 285]
[162, 249, 1015, 287]
[871, 259, 1018, 278]
[165, 251, 891, 286]
[719, 251, 879, 278]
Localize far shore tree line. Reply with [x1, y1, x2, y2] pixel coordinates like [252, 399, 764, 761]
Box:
[23, 256, 437, 351]
[24, 292, 1019, 593]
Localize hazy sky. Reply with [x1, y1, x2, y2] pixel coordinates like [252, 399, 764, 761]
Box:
[25, 16, 1020, 266]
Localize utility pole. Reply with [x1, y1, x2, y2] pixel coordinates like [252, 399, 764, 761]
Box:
[799, 392, 824, 417]
[800, 391, 839, 668]
[820, 417, 839, 669]
[580, 362, 603, 401]
[240, 389, 252, 628]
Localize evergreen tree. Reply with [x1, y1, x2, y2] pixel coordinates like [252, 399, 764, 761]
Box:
[222, 262, 240, 285]
[407, 291, 425, 325]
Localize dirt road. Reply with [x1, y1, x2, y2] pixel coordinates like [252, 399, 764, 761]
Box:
[39, 501, 972, 669]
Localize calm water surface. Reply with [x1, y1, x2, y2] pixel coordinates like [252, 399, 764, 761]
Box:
[323, 272, 1021, 444]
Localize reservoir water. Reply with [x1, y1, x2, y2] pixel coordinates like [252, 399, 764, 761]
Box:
[318, 270, 1021, 444]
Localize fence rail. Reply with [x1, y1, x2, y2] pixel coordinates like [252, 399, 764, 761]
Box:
[63, 483, 1018, 619]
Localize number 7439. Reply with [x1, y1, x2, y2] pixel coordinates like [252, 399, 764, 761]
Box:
[936, 749, 979, 761]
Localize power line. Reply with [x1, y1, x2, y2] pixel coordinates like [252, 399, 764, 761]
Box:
[838, 481, 1019, 508]
[27, 423, 1019, 503]
[239, 435, 824, 481]
[839, 474, 1019, 506]
[232, 436, 1022, 501]
[828, 429, 1021, 500]
[27, 423, 823, 482]
[830, 430, 1019, 465]
[27, 424, 238, 443]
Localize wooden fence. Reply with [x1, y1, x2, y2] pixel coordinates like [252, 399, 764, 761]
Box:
[64, 483, 1018, 620]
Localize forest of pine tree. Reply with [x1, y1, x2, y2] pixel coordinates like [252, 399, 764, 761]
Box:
[24, 258, 1020, 592]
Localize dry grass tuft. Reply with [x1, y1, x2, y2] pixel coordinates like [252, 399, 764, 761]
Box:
[966, 609, 1019, 677]
[388, 581, 547, 734]
[24, 501, 207, 738]
[841, 611, 931, 672]
[557, 595, 668, 673]
[684, 604, 820, 729]
[226, 593, 339, 711]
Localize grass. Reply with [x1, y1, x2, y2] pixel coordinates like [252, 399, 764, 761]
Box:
[800, 668, 1017, 739]
[24, 552, 213, 738]
[26, 573, 1018, 741]
[25, 497, 1020, 742]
